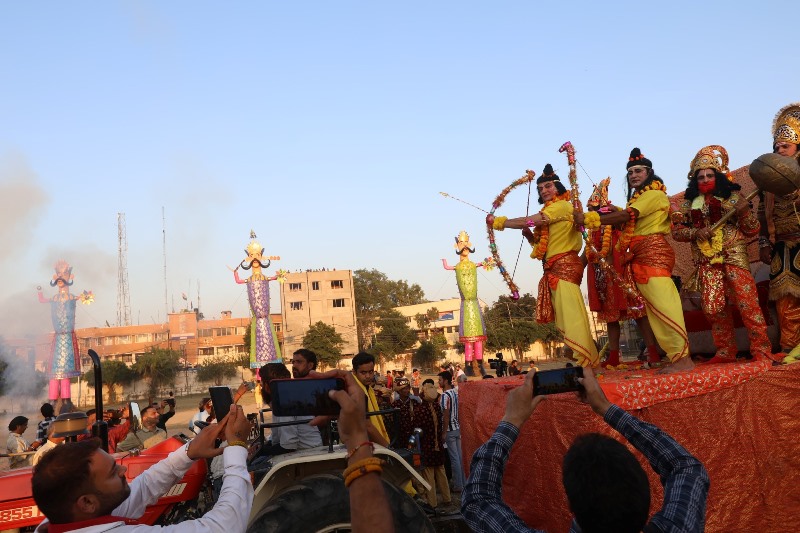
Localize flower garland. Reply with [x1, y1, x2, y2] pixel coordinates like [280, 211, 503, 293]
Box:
[616, 181, 668, 253]
[531, 192, 571, 260]
[587, 225, 613, 263]
[696, 228, 724, 264]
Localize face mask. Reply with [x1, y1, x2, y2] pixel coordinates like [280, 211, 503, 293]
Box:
[698, 179, 716, 194]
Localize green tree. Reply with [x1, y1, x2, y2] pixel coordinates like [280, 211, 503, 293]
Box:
[302, 322, 345, 369]
[485, 293, 544, 359]
[412, 340, 443, 371]
[195, 356, 240, 386]
[133, 347, 182, 398]
[83, 360, 136, 403]
[370, 309, 418, 362]
[353, 269, 427, 349]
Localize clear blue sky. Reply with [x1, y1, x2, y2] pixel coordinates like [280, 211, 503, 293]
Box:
[0, 1, 795, 336]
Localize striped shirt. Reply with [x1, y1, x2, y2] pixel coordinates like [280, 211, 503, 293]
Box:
[439, 388, 459, 431]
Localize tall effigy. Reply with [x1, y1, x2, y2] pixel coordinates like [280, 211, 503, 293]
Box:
[37, 260, 94, 413]
[232, 231, 284, 368]
[442, 231, 495, 376]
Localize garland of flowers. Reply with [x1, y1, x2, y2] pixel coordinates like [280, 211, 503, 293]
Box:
[616, 181, 668, 253]
[586, 225, 613, 263]
[531, 192, 571, 260]
[696, 228, 724, 264]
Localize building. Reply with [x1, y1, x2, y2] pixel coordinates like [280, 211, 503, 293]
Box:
[280, 270, 358, 357]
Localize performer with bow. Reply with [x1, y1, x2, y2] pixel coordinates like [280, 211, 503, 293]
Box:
[576, 148, 691, 374]
[231, 232, 283, 369]
[37, 260, 94, 413]
[442, 231, 495, 376]
[488, 164, 599, 368]
[585, 178, 658, 367]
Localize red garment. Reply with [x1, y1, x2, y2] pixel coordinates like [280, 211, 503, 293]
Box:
[587, 228, 645, 322]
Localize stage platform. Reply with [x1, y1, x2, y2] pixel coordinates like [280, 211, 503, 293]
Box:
[459, 362, 800, 532]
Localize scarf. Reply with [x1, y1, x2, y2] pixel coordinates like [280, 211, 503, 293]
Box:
[352, 374, 389, 443]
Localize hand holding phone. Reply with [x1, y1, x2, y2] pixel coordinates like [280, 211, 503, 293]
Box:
[269, 378, 346, 417]
[209, 386, 234, 422]
[533, 366, 584, 396]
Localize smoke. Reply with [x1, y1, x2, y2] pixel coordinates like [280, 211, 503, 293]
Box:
[0, 152, 50, 262]
[0, 341, 48, 412]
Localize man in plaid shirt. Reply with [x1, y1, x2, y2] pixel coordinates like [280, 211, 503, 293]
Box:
[462, 367, 709, 532]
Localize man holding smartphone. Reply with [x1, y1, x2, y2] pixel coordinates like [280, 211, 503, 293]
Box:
[461, 368, 709, 532]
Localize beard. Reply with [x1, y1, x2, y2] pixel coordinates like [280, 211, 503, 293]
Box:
[95, 481, 131, 515]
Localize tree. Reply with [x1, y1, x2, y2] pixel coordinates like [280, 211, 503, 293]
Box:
[370, 309, 418, 362]
[302, 322, 345, 369]
[83, 360, 136, 403]
[196, 356, 240, 386]
[353, 269, 427, 349]
[484, 293, 545, 359]
[133, 347, 182, 398]
[412, 340, 443, 371]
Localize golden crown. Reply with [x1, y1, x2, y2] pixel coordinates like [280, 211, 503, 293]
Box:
[773, 102, 800, 145]
[689, 145, 730, 180]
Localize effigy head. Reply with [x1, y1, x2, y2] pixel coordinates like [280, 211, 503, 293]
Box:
[454, 230, 475, 255]
[587, 177, 611, 210]
[50, 259, 74, 287]
[240, 232, 269, 270]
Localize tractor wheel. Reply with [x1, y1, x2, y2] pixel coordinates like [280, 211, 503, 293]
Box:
[247, 473, 434, 533]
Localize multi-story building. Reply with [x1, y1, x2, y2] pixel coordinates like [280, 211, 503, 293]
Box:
[280, 270, 358, 357]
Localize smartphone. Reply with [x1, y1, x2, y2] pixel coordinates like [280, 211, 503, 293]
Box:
[269, 378, 345, 417]
[209, 386, 234, 420]
[533, 366, 584, 396]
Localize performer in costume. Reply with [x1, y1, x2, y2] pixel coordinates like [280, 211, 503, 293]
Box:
[577, 148, 692, 374]
[442, 231, 494, 376]
[673, 145, 774, 363]
[584, 178, 658, 367]
[231, 231, 283, 369]
[758, 103, 800, 360]
[37, 260, 94, 413]
[489, 164, 600, 368]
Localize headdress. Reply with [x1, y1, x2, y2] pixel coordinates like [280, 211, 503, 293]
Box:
[587, 177, 611, 208]
[689, 145, 733, 182]
[535, 163, 560, 184]
[50, 259, 74, 286]
[626, 147, 652, 170]
[772, 102, 800, 145]
[393, 377, 410, 391]
[454, 230, 473, 252]
[245, 230, 265, 258]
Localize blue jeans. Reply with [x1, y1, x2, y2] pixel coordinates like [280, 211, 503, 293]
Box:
[445, 429, 464, 491]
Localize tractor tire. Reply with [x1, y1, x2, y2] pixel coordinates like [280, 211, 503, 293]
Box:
[247, 473, 435, 533]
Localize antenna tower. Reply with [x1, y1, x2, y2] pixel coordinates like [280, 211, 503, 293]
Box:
[117, 213, 131, 326]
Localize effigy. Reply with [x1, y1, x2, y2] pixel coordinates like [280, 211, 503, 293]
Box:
[37, 260, 93, 413]
[231, 231, 284, 369]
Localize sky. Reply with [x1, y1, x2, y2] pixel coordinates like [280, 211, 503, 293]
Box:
[0, 1, 796, 338]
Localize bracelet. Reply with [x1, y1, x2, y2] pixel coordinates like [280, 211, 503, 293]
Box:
[344, 464, 383, 487]
[493, 216, 508, 231]
[583, 211, 601, 230]
[343, 457, 384, 478]
[347, 441, 374, 459]
[626, 207, 638, 221]
[227, 440, 248, 448]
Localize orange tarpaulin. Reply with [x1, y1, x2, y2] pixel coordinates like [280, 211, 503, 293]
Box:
[459, 364, 800, 533]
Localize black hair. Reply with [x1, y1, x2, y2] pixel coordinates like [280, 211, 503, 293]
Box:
[537, 180, 568, 204]
[626, 168, 665, 202]
[293, 348, 318, 370]
[259, 363, 291, 404]
[41, 403, 55, 418]
[684, 169, 741, 201]
[351, 352, 375, 370]
[563, 433, 650, 533]
[437, 371, 453, 385]
[8, 416, 28, 431]
[422, 378, 435, 386]
[32, 438, 103, 524]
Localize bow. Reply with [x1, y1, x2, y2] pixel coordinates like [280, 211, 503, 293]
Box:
[559, 141, 582, 213]
[486, 169, 537, 300]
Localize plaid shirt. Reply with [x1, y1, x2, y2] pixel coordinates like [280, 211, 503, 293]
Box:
[36, 416, 57, 443]
[461, 404, 709, 533]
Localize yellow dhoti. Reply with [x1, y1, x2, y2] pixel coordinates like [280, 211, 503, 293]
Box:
[552, 279, 600, 367]
[636, 277, 688, 361]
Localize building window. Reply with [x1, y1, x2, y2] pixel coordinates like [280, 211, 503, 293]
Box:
[236, 344, 247, 353]
[101, 337, 113, 346]
[153, 332, 168, 342]
[289, 283, 302, 291]
[332, 298, 345, 308]
[331, 280, 344, 289]
[290, 302, 304, 311]
[117, 335, 131, 345]
[198, 329, 213, 337]
[235, 327, 246, 336]
[312, 281, 320, 290]
[199, 347, 214, 356]
[122, 354, 133, 363]
[135, 333, 151, 343]
[214, 327, 234, 337]
[273, 323, 282, 332]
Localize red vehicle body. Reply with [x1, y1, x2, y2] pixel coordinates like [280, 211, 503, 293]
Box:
[0, 436, 208, 532]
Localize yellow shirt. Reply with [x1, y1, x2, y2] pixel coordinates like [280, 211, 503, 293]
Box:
[542, 199, 582, 257]
[630, 189, 670, 236]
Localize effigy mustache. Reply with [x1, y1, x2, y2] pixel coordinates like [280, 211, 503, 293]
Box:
[50, 277, 73, 286]
[455, 247, 476, 255]
[240, 258, 271, 270]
